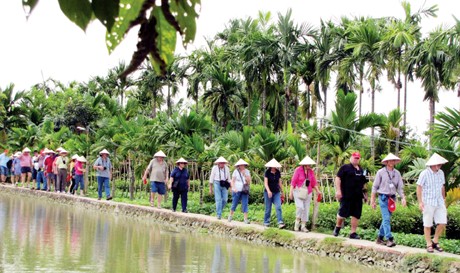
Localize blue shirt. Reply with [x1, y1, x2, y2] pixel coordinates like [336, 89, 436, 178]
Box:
[0, 153, 10, 167]
[93, 157, 112, 178]
[416, 168, 445, 206]
[170, 167, 189, 190]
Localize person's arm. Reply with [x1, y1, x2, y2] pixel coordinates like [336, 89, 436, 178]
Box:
[334, 176, 342, 201]
[397, 174, 406, 207]
[370, 171, 381, 209]
[245, 170, 251, 185]
[264, 176, 272, 198]
[278, 179, 283, 193]
[93, 158, 100, 170]
[142, 161, 151, 181]
[168, 169, 176, 190]
[442, 186, 446, 201]
[416, 185, 424, 211]
[231, 172, 236, 192]
[209, 167, 215, 195]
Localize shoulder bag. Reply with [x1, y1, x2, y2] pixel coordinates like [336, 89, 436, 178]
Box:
[238, 170, 250, 195]
[296, 168, 309, 200]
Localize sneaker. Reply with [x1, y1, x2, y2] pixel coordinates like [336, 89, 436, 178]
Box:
[376, 237, 386, 245]
[301, 226, 309, 232]
[182, 210, 188, 213]
[244, 219, 250, 224]
[278, 223, 286, 229]
[333, 227, 341, 237]
[228, 215, 232, 222]
[294, 220, 300, 231]
[264, 223, 270, 227]
[97, 198, 101, 200]
[106, 196, 112, 201]
[217, 215, 221, 220]
[349, 233, 360, 239]
[386, 239, 396, 247]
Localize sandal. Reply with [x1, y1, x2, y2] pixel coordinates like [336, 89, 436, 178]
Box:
[426, 245, 434, 253]
[432, 241, 444, 252]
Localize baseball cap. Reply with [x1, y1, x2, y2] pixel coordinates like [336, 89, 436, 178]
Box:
[352, 152, 361, 159]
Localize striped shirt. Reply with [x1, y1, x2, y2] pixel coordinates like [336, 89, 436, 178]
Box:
[372, 167, 405, 197]
[416, 168, 445, 206]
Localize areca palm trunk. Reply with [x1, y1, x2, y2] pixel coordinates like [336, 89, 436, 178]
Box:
[403, 75, 408, 128]
[359, 73, 364, 118]
[371, 87, 376, 159]
[262, 76, 267, 126]
[322, 84, 327, 118]
[429, 97, 436, 149]
[284, 86, 289, 130]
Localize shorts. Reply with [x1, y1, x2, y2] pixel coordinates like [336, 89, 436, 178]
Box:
[151, 181, 166, 195]
[47, 173, 56, 180]
[32, 169, 38, 180]
[423, 204, 447, 227]
[338, 198, 363, 219]
[21, 167, 32, 174]
[0, 166, 8, 176]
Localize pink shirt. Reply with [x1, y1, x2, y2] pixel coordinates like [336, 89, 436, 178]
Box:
[19, 154, 32, 167]
[74, 161, 83, 175]
[291, 166, 317, 193]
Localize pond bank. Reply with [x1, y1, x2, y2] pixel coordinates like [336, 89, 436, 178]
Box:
[1, 185, 459, 273]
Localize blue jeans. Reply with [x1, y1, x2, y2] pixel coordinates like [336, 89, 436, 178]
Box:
[74, 175, 84, 191]
[213, 180, 228, 217]
[36, 171, 46, 190]
[172, 188, 188, 212]
[264, 191, 283, 225]
[97, 176, 111, 198]
[231, 191, 248, 213]
[378, 194, 394, 239]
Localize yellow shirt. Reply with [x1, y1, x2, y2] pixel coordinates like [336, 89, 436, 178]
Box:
[56, 156, 69, 169]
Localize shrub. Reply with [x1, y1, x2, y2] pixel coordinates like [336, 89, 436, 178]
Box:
[446, 205, 460, 239]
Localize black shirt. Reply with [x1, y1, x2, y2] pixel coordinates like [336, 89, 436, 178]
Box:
[336, 164, 367, 199]
[264, 169, 281, 193]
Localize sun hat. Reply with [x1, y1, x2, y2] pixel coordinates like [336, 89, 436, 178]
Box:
[381, 153, 401, 164]
[352, 151, 361, 159]
[99, 149, 110, 155]
[214, 156, 228, 164]
[22, 147, 31, 153]
[299, 156, 316, 166]
[176, 157, 188, 164]
[234, 159, 249, 166]
[77, 156, 87, 163]
[154, 150, 167, 158]
[56, 147, 64, 152]
[425, 153, 448, 166]
[265, 158, 282, 168]
[71, 154, 79, 160]
[60, 149, 68, 154]
[14, 152, 22, 157]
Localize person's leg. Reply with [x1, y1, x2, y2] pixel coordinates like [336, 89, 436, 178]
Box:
[214, 181, 223, 218]
[150, 181, 156, 206]
[350, 217, 360, 234]
[36, 171, 41, 190]
[242, 193, 249, 223]
[21, 171, 26, 187]
[27, 172, 32, 188]
[181, 189, 188, 212]
[104, 177, 111, 199]
[263, 191, 272, 226]
[432, 205, 448, 250]
[97, 176, 103, 199]
[157, 194, 163, 208]
[229, 192, 240, 220]
[301, 193, 312, 231]
[43, 172, 47, 190]
[334, 199, 349, 236]
[221, 186, 228, 213]
[378, 195, 393, 240]
[172, 189, 180, 211]
[273, 192, 284, 225]
[422, 204, 435, 248]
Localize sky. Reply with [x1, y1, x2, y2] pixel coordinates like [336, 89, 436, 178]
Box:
[0, 0, 459, 136]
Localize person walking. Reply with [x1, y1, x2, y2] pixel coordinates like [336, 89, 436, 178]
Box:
[290, 156, 322, 232]
[0, 149, 10, 184]
[370, 153, 407, 247]
[93, 149, 112, 200]
[55, 149, 69, 193]
[333, 151, 368, 239]
[32, 150, 39, 189]
[263, 158, 285, 229]
[69, 154, 79, 194]
[12, 152, 22, 186]
[142, 150, 168, 208]
[74, 156, 86, 196]
[228, 159, 251, 224]
[416, 153, 449, 253]
[35, 150, 47, 191]
[44, 149, 56, 192]
[209, 156, 231, 219]
[19, 148, 33, 189]
[168, 158, 190, 212]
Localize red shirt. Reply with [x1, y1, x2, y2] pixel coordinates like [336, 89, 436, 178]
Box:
[44, 156, 54, 173]
[74, 161, 83, 175]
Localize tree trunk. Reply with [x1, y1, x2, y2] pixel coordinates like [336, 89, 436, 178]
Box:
[293, 89, 298, 131]
[247, 94, 251, 126]
[152, 100, 157, 119]
[129, 154, 134, 200]
[167, 84, 171, 117]
[322, 84, 327, 118]
[284, 86, 289, 131]
[397, 52, 402, 110]
[370, 87, 375, 159]
[429, 97, 435, 150]
[262, 79, 267, 127]
[199, 165, 204, 206]
[403, 75, 408, 129]
[359, 75, 364, 118]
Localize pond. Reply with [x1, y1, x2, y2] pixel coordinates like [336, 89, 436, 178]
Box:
[0, 193, 385, 273]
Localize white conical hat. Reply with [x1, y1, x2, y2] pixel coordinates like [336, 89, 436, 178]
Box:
[234, 159, 249, 166]
[22, 147, 31, 153]
[425, 153, 448, 166]
[265, 158, 282, 168]
[176, 157, 188, 164]
[71, 154, 79, 160]
[14, 152, 22, 157]
[77, 156, 87, 163]
[382, 153, 401, 163]
[154, 150, 167, 157]
[56, 147, 64, 152]
[299, 156, 316, 165]
[99, 149, 110, 155]
[59, 149, 68, 154]
[214, 156, 228, 164]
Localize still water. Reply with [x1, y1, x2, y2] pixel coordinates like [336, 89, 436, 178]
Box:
[0, 193, 384, 273]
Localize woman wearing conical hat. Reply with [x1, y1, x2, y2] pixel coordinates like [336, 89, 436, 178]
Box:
[208, 156, 230, 220]
[74, 156, 87, 196]
[19, 148, 33, 189]
[370, 153, 406, 247]
[168, 157, 190, 212]
[416, 153, 449, 253]
[228, 159, 251, 224]
[143, 151, 168, 208]
[93, 149, 112, 200]
[289, 156, 322, 232]
[263, 158, 285, 229]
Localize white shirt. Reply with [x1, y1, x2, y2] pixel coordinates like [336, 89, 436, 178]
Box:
[416, 168, 445, 206]
[209, 165, 230, 183]
[232, 169, 250, 192]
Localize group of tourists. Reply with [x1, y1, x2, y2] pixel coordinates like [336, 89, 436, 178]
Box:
[332, 151, 448, 253]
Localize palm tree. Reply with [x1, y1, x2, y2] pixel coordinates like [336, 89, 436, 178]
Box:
[379, 109, 403, 154]
[137, 66, 165, 118]
[0, 84, 29, 135]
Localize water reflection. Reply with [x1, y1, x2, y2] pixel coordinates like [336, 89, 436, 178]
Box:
[0, 193, 383, 273]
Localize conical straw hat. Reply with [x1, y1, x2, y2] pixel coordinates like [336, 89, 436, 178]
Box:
[99, 149, 110, 155]
[71, 154, 79, 160]
[265, 158, 282, 168]
[214, 156, 228, 164]
[234, 159, 249, 166]
[77, 156, 87, 163]
[299, 156, 316, 165]
[425, 153, 448, 166]
[381, 153, 401, 164]
[154, 150, 167, 157]
[59, 149, 68, 154]
[22, 147, 31, 153]
[176, 157, 188, 164]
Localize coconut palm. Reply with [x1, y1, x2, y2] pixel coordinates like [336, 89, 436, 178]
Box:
[378, 109, 403, 154]
[136, 65, 165, 118]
